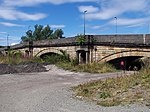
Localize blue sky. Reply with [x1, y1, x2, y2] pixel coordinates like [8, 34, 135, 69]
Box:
[0, 0, 150, 46]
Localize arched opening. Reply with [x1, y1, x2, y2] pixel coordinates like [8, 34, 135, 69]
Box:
[108, 56, 143, 70]
[81, 51, 86, 63]
[77, 50, 88, 64]
[40, 52, 60, 59]
[25, 50, 29, 58]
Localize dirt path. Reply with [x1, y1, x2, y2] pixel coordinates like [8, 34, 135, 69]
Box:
[0, 65, 149, 112]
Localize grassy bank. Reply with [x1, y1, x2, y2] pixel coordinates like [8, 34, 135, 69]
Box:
[0, 50, 116, 73]
[57, 62, 117, 73]
[73, 68, 150, 107]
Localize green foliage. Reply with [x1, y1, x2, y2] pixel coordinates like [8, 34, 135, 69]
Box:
[73, 65, 150, 107]
[97, 99, 121, 107]
[99, 92, 111, 99]
[58, 62, 116, 73]
[21, 24, 64, 42]
[59, 50, 70, 62]
[43, 55, 61, 64]
[0, 50, 27, 64]
[76, 34, 86, 45]
[31, 57, 44, 63]
[42, 50, 71, 64]
[21, 36, 29, 42]
[70, 58, 79, 66]
[52, 29, 64, 39]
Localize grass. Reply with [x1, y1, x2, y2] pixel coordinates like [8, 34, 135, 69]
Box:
[0, 54, 44, 65]
[57, 62, 117, 73]
[0, 49, 116, 74]
[73, 67, 150, 107]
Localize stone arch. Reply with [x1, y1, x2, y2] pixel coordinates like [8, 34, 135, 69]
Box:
[35, 48, 62, 57]
[98, 50, 150, 62]
[25, 50, 29, 57]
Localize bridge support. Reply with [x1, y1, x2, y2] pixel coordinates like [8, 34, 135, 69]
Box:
[76, 49, 89, 64]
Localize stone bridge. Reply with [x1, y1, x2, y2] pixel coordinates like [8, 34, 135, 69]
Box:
[1, 34, 150, 68]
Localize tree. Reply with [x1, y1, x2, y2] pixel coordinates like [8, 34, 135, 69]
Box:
[21, 36, 29, 42]
[21, 24, 55, 42]
[41, 25, 53, 40]
[52, 29, 64, 39]
[33, 24, 43, 41]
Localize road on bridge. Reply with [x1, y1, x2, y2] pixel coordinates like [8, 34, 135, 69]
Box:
[0, 65, 149, 112]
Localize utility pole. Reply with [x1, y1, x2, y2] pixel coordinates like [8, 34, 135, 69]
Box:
[84, 10, 87, 36]
[148, 23, 150, 34]
[114, 17, 117, 34]
[6, 34, 10, 64]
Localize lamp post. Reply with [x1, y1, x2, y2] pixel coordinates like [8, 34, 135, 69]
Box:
[28, 26, 33, 58]
[6, 34, 10, 64]
[84, 10, 87, 36]
[148, 23, 150, 34]
[114, 17, 117, 34]
[7, 34, 9, 47]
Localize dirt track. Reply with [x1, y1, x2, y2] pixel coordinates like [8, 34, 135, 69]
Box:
[0, 65, 149, 112]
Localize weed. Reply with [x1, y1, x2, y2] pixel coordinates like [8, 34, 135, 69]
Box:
[73, 66, 150, 107]
[99, 92, 111, 99]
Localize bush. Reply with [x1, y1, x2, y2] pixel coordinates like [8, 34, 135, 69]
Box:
[57, 62, 116, 73]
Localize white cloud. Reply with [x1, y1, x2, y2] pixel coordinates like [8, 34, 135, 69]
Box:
[0, 0, 95, 21]
[0, 22, 25, 27]
[0, 7, 47, 21]
[11, 43, 18, 46]
[0, 32, 7, 34]
[79, 0, 150, 20]
[78, 6, 99, 13]
[50, 24, 65, 28]
[2, 0, 96, 7]
[92, 25, 102, 29]
[109, 17, 150, 26]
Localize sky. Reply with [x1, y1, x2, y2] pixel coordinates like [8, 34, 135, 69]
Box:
[0, 0, 150, 46]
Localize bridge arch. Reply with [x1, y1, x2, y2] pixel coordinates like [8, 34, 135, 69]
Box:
[35, 48, 62, 57]
[99, 50, 150, 70]
[99, 50, 150, 62]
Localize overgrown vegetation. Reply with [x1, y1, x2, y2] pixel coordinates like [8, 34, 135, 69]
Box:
[0, 50, 27, 64]
[42, 50, 70, 64]
[73, 61, 150, 107]
[0, 49, 116, 74]
[57, 62, 116, 73]
[76, 34, 86, 45]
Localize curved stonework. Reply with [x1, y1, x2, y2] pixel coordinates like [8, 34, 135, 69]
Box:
[33, 46, 77, 59]
[98, 50, 150, 62]
[34, 48, 62, 57]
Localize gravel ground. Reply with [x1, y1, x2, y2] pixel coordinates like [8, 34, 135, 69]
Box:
[0, 65, 149, 112]
[0, 63, 47, 75]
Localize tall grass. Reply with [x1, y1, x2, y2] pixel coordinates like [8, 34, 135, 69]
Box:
[57, 62, 117, 73]
[73, 64, 150, 107]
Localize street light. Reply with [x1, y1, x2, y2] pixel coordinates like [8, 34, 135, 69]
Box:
[114, 17, 117, 34]
[148, 23, 150, 34]
[6, 34, 10, 64]
[84, 10, 87, 36]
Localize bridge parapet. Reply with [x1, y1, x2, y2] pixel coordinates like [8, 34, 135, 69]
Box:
[1, 34, 150, 51]
[33, 37, 77, 47]
[93, 34, 150, 45]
